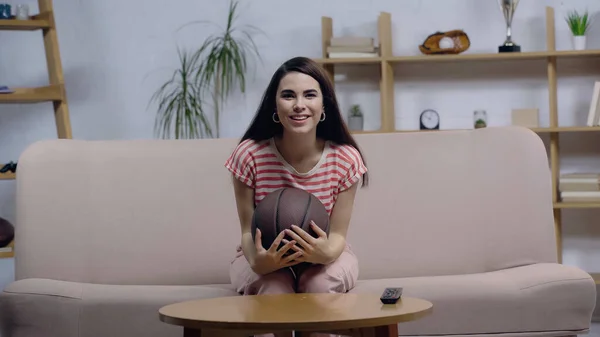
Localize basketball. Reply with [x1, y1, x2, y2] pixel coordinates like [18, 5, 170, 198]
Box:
[251, 187, 330, 251]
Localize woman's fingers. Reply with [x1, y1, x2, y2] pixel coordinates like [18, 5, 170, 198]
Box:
[285, 228, 311, 249]
[268, 230, 287, 252]
[254, 229, 264, 251]
[283, 251, 303, 265]
[282, 239, 303, 253]
[277, 239, 297, 258]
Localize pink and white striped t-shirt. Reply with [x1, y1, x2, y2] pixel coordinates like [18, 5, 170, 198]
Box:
[224, 137, 367, 215]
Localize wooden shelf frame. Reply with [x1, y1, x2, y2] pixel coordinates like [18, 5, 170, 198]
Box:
[0, 241, 14, 259]
[315, 49, 600, 64]
[0, 0, 72, 259]
[0, 84, 64, 103]
[0, 0, 72, 185]
[0, 12, 52, 30]
[317, 6, 600, 275]
[0, 171, 16, 180]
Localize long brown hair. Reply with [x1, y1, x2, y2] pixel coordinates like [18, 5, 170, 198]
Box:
[239, 56, 368, 187]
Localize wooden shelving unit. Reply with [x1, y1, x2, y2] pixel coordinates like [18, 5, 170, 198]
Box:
[0, 0, 72, 256]
[0, 12, 51, 30]
[316, 7, 600, 284]
[0, 84, 64, 103]
[0, 172, 16, 181]
[0, 241, 14, 259]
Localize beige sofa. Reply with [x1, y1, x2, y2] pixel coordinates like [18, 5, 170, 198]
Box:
[0, 126, 595, 337]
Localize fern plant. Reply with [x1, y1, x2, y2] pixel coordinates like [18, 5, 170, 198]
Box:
[151, 0, 263, 139]
[565, 9, 591, 36]
[150, 47, 213, 139]
[189, 0, 263, 138]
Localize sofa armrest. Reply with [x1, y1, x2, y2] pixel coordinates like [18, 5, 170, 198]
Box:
[0, 278, 239, 337]
[0, 278, 82, 337]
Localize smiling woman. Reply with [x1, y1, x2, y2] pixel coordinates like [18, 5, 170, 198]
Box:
[223, 56, 369, 337]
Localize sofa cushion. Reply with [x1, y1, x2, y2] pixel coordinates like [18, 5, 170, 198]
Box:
[350, 263, 596, 336]
[0, 278, 238, 337]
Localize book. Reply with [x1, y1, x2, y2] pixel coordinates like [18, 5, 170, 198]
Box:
[328, 52, 379, 58]
[587, 81, 600, 126]
[330, 37, 374, 47]
[327, 45, 377, 53]
[560, 191, 600, 202]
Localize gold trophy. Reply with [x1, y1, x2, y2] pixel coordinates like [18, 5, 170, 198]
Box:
[498, 0, 521, 52]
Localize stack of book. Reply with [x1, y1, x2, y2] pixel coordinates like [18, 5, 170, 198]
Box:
[559, 173, 600, 203]
[327, 37, 379, 58]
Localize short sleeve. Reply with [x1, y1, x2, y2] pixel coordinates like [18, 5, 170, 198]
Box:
[338, 145, 368, 192]
[224, 139, 257, 188]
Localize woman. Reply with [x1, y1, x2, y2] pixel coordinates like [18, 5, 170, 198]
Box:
[224, 56, 368, 335]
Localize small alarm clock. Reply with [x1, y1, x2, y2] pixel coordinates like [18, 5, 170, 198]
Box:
[419, 109, 440, 130]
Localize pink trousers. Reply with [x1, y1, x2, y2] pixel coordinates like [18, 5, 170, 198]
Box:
[229, 245, 359, 337]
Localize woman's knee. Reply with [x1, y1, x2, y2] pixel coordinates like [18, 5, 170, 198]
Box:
[296, 250, 359, 294]
[230, 256, 296, 295]
[247, 268, 296, 295]
[297, 266, 345, 293]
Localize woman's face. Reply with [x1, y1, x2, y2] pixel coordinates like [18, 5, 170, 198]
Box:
[274, 71, 324, 135]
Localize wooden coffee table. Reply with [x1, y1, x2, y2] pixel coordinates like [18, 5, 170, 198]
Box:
[159, 292, 433, 337]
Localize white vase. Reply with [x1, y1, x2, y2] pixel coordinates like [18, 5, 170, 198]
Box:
[572, 35, 586, 50]
[348, 116, 363, 131]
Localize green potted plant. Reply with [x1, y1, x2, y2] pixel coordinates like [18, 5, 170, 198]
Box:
[150, 48, 213, 139]
[348, 104, 364, 131]
[150, 0, 263, 139]
[474, 109, 487, 129]
[565, 9, 591, 50]
[474, 119, 487, 129]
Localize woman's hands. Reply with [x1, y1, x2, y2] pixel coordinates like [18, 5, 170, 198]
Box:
[250, 220, 342, 275]
[283, 221, 334, 265]
[250, 228, 303, 275]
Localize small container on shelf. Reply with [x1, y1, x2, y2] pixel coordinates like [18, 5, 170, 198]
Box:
[15, 4, 29, 20]
[474, 110, 487, 129]
[0, 3, 11, 19]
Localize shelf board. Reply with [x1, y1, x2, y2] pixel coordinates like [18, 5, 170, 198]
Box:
[314, 57, 382, 65]
[386, 49, 600, 63]
[313, 50, 600, 66]
[352, 126, 600, 134]
[532, 126, 600, 132]
[0, 13, 51, 30]
[0, 171, 16, 180]
[0, 84, 63, 103]
[0, 241, 14, 259]
[553, 202, 600, 209]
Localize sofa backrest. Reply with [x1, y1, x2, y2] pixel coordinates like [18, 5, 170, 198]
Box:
[13, 126, 557, 285]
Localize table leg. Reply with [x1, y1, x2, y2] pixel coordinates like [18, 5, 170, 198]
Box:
[183, 328, 201, 337]
[373, 324, 398, 337]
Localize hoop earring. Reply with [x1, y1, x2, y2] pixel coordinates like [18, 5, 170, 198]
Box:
[320, 112, 326, 122]
[272, 113, 280, 123]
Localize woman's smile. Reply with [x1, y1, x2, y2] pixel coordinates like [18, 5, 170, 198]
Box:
[288, 114, 311, 124]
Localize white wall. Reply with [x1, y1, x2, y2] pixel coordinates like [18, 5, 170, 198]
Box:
[0, 0, 599, 289]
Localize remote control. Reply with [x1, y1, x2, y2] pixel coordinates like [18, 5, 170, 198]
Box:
[380, 287, 402, 304]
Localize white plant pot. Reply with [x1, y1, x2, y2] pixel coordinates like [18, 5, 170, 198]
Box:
[572, 35, 586, 50]
[348, 116, 363, 131]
